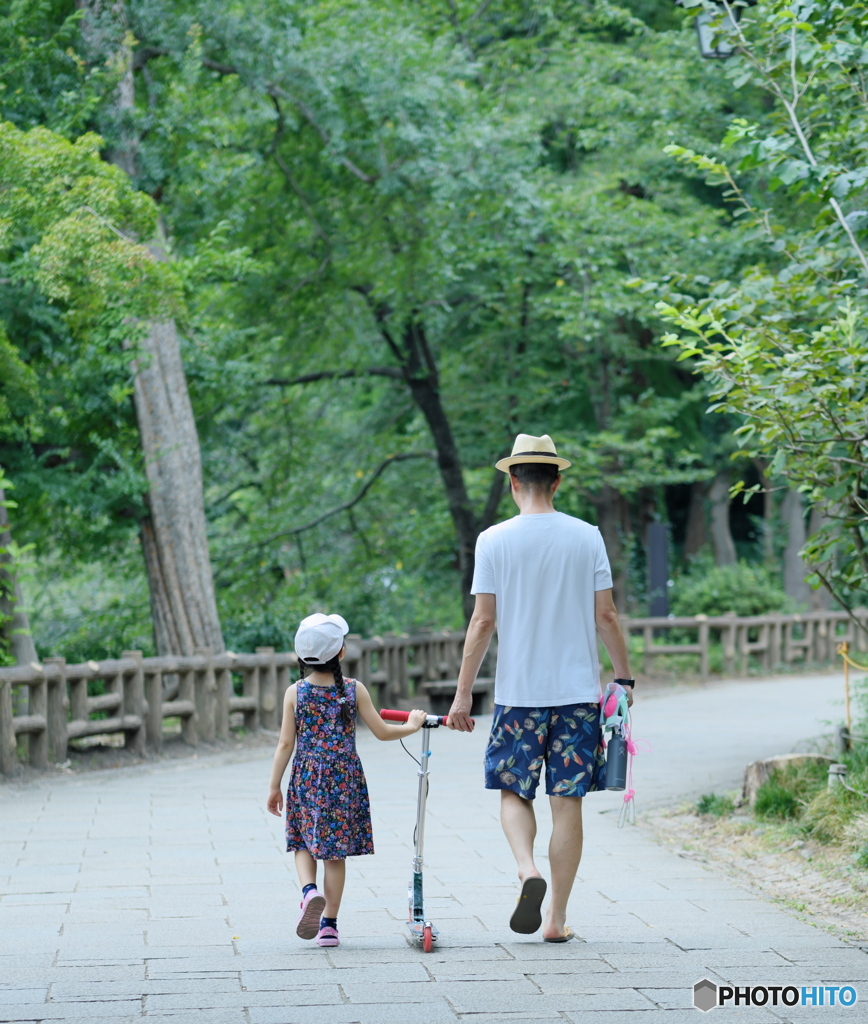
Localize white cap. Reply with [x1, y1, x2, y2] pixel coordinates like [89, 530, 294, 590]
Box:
[294, 613, 349, 665]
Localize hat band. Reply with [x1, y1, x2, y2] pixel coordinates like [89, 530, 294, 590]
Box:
[511, 450, 561, 459]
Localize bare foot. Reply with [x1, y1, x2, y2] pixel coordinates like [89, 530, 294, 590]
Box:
[518, 868, 543, 883]
[542, 911, 568, 941]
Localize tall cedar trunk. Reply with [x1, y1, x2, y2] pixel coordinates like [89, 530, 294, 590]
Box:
[683, 481, 708, 559]
[752, 459, 776, 565]
[0, 490, 38, 666]
[807, 505, 831, 610]
[132, 319, 224, 655]
[709, 472, 737, 566]
[1, 489, 38, 716]
[77, 1, 223, 655]
[782, 489, 811, 609]
[404, 372, 478, 622]
[592, 484, 629, 610]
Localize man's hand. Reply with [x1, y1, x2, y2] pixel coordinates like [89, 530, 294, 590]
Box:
[446, 693, 475, 732]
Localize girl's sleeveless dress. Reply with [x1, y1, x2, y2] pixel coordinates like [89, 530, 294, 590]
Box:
[285, 678, 374, 859]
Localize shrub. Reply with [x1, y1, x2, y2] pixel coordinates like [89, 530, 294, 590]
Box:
[671, 561, 791, 618]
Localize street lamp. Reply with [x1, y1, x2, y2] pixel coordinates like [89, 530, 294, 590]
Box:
[677, 2, 753, 60]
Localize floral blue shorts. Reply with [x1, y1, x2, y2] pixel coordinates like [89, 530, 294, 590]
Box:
[484, 703, 606, 799]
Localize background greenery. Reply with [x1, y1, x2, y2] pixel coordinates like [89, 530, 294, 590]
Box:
[1, 0, 863, 662]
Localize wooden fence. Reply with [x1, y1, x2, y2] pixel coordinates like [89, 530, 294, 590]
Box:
[0, 631, 467, 775]
[1, 611, 865, 775]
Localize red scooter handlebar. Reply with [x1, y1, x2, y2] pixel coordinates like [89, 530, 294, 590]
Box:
[380, 708, 474, 727]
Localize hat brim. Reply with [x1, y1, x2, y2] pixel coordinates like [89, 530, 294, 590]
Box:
[495, 454, 571, 473]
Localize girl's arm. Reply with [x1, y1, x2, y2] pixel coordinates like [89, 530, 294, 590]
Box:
[266, 684, 298, 815]
[355, 682, 427, 740]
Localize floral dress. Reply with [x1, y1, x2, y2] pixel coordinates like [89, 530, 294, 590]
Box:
[285, 678, 374, 859]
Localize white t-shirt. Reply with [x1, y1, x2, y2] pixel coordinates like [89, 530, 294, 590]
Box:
[471, 511, 613, 707]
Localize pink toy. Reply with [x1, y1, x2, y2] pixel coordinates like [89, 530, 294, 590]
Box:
[599, 682, 649, 828]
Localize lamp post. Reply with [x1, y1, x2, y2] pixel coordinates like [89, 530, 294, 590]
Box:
[677, 2, 753, 60]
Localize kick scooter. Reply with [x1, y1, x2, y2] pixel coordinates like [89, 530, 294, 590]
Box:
[380, 708, 471, 952]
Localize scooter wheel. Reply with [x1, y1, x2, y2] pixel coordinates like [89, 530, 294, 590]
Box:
[422, 924, 433, 953]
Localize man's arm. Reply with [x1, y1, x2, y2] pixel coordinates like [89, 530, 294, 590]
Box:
[594, 588, 634, 706]
[446, 592, 496, 732]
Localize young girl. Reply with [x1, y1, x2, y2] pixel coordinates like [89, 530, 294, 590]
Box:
[267, 612, 426, 947]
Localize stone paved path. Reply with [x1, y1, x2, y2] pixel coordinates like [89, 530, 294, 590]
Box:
[1, 672, 867, 1023]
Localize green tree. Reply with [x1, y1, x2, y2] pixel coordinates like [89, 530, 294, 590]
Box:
[658, 0, 868, 615]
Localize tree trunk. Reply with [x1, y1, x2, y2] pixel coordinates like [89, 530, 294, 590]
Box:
[592, 484, 630, 610]
[807, 505, 830, 611]
[709, 472, 737, 566]
[131, 319, 224, 655]
[782, 489, 811, 609]
[0, 491, 38, 666]
[683, 481, 708, 560]
[0, 489, 39, 716]
[752, 458, 775, 566]
[77, 1, 223, 656]
[402, 351, 479, 622]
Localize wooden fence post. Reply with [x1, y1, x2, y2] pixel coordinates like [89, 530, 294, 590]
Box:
[0, 677, 16, 774]
[180, 668, 197, 745]
[256, 647, 278, 731]
[194, 647, 216, 743]
[276, 661, 292, 726]
[122, 651, 146, 756]
[696, 617, 709, 683]
[215, 662, 231, 740]
[243, 666, 260, 732]
[723, 617, 736, 675]
[144, 667, 163, 752]
[28, 669, 48, 769]
[44, 657, 68, 764]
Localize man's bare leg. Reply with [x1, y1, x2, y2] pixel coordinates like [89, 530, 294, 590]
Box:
[543, 794, 584, 939]
[500, 790, 543, 882]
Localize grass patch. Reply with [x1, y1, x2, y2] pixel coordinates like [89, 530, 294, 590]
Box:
[755, 780, 802, 821]
[696, 792, 735, 817]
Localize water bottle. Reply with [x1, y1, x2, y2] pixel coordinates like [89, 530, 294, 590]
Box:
[606, 730, 628, 791]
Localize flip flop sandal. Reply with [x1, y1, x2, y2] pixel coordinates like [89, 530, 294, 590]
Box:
[544, 926, 574, 943]
[509, 876, 547, 934]
[296, 890, 326, 940]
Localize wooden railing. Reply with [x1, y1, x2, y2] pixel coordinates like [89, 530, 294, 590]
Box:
[624, 609, 868, 681]
[0, 631, 467, 775]
[1, 611, 865, 774]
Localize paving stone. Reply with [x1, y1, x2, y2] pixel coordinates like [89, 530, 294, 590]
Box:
[144, 988, 343, 1009]
[0, 1000, 143, 1018]
[0, 989, 48, 1005]
[249, 1000, 459, 1024]
[1, 672, 862, 1024]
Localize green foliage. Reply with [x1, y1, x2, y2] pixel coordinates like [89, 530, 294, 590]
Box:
[0, 0, 813, 648]
[654, 1, 868, 613]
[0, 1, 107, 135]
[29, 552, 154, 662]
[671, 560, 790, 618]
[695, 792, 734, 817]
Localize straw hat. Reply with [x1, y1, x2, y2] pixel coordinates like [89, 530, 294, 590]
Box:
[495, 433, 571, 473]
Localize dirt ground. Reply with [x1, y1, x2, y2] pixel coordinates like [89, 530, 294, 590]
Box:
[644, 806, 868, 947]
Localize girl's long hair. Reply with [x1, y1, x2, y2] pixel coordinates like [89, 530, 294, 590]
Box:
[299, 653, 353, 729]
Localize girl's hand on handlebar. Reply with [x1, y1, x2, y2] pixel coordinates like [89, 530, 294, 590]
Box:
[408, 709, 428, 731]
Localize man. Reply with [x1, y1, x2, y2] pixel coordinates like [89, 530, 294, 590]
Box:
[447, 433, 634, 942]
